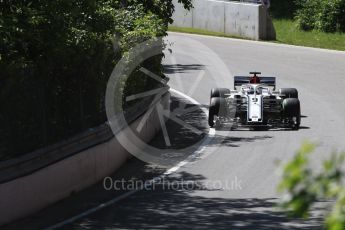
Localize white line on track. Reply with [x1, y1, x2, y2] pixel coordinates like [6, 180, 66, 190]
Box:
[45, 88, 215, 230]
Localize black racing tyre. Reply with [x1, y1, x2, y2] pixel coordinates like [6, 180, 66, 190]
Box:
[279, 88, 299, 99]
[210, 88, 231, 98]
[282, 98, 301, 130]
[208, 97, 226, 127]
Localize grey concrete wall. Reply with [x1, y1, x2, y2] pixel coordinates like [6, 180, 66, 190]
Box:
[171, 0, 276, 40]
[193, 0, 225, 33]
[0, 93, 170, 226]
[224, 2, 259, 40]
[173, 0, 193, 28]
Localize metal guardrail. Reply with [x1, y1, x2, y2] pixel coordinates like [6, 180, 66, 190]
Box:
[0, 91, 169, 184]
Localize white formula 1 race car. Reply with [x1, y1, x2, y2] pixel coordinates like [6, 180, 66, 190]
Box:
[208, 72, 301, 130]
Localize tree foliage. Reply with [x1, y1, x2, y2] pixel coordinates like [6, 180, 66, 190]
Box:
[268, 0, 345, 33]
[0, 0, 192, 159]
[278, 142, 345, 230]
[269, 0, 298, 19]
[295, 0, 345, 32]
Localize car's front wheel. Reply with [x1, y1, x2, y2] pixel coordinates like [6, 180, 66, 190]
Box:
[210, 88, 231, 99]
[282, 98, 301, 130]
[208, 97, 226, 127]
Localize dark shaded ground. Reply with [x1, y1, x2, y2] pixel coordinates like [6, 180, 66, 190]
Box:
[3, 124, 325, 230]
[1, 158, 165, 230]
[163, 64, 204, 74]
[64, 171, 324, 230]
[211, 135, 273, 148]
[149, 95, 209, 150]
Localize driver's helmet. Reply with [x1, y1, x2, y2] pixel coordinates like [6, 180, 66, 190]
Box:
[256, 86, 263, 95]
[248, 85, 255, 94]
[242, 85, 252, 94]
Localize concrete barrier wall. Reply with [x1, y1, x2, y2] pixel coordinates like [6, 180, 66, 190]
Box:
[171, 0, 276, 40]
[0, 93, 170, 226]
[225, 2, 259, 40]
[173, 1, 193, 28]
[193, 0, 225, 33]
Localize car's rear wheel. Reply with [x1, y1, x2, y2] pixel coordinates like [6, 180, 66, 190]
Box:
[282, 98, 301, 130]
[279, 88, 299, 99]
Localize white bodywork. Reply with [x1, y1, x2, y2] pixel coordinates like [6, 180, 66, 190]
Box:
[247, 94, 262, 122]
[236, 84, 274, 124]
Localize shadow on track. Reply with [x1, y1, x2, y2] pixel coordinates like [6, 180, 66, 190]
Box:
[148, 96, 209, 150]
[163, 64, 205, 74]
[67, 171, 324, 230]
[209, 135, 273, 148]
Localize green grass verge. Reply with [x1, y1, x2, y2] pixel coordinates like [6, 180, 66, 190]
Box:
[273, 19, 345, 51]
[169, 21, 345, 51]
[168, 26, 246, 40]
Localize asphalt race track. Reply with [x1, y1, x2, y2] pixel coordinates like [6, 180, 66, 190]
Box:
[5, 32, 345, 230]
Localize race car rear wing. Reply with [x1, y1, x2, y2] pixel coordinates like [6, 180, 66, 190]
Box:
[234, 76, 276, 89]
